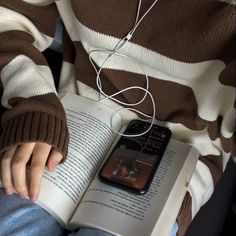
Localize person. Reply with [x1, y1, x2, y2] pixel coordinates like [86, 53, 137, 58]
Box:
[0, 0, 235, 236]
[113, 158, 139, 181]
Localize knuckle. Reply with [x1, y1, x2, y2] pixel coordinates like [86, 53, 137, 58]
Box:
[37, 142, 51, 149]
[1, 154, 12, 163]
[11, 157, 26, 169]
[30, 164, 44, 173]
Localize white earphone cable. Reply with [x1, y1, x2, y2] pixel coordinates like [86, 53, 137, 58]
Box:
[88, 0, 159, 137]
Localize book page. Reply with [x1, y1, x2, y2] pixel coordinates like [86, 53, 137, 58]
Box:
[70, 139, 198, 236]
[36, 93, 122, 226]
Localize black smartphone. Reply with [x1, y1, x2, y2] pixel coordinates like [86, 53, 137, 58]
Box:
[99, 120, 172, 194]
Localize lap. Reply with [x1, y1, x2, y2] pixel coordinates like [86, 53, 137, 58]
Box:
[0, 188, 178, 236]
[0, 188, 64, 236]
[0, 188, 113, 236]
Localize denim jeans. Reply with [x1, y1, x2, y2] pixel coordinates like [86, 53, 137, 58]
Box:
[0, 188, 178, 236]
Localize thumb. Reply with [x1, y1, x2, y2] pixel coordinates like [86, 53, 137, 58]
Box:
[47, 149, 63, 171]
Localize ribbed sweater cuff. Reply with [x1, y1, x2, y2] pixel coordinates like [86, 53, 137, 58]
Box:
[0, 111, 69, 161]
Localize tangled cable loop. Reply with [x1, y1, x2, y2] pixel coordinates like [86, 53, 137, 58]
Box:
[88, 0, 160, 137]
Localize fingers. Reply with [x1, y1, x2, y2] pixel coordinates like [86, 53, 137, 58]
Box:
[47, 149, 63, 171]
[29, 143, 52, 201]
[1, 143, 35, 197]
[0, 145, 17, 195]
[11, 143, 35, 197]
[0, 142, 60, 202]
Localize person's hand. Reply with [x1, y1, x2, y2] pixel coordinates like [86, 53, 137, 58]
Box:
[0, 142, 63, 201]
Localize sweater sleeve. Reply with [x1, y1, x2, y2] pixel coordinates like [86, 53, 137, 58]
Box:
[0, 0, 69, 160]
[176, 42, 236, 234]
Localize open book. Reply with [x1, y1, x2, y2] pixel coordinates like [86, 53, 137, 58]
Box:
[37, 93, 199, 236]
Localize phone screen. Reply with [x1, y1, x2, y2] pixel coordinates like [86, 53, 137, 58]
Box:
[99, 120, 172, 194]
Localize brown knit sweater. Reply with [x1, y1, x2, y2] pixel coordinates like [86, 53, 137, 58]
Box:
[0, 0, 235, 235]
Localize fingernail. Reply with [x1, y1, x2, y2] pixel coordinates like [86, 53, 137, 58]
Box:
[30, 193, 38, 202]
[5, 188, 13, 195]
[49, 163, 57, 171]
[19, 191, 28, 198]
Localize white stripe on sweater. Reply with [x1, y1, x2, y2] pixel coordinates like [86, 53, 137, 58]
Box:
[218, 0, 236, 5]
[56, 1, 234, 125]
[1, 55, 57, 108]
[0, 6, 53, 51]
[22, 0, 55, 6]
[58, 62, 231, 158]
[188, 161, 214, 219]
